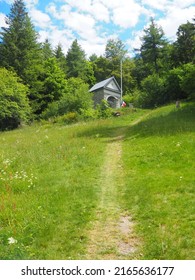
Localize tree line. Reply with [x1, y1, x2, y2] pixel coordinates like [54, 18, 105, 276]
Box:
[0, 0, 194, 130]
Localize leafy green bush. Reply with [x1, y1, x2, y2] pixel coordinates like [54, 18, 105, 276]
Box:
[165, 63, 195, 101]
[41, 102, 59, 120]
[54, 112, 78, 124]
[41, 77, 93, 120]
[180, 63, 195, 99]
[123, 89, 141, 107]
[79, 108, 98, 120]
[58, 78, 93, 114]
[0, 68, 31, 130]
[139, 74, 167, 108]
[165, 67, 185, 101]
[96, 100, 113, 118]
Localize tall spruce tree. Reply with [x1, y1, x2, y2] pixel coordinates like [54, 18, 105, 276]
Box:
[0, 0, 46, 115]
[54, 43, 67, 74]
[0, 0, 42, 91]
[66, 39, 95, 85]
[66, 39, 86, 78]
[140, 18, 167, 74]
[41, 39, 54, 60]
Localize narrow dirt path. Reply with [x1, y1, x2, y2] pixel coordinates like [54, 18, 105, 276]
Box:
[85, 123, 141, 260]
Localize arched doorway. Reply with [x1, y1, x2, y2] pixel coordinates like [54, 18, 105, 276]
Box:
[107, 96, 118, 108]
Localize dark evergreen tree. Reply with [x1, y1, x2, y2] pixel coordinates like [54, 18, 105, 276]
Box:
[140, 18, 167, 74]
[0, 0, 41, 82]
[66, 39, 86, 78]
[173, 20, 195, 65]
[41, 39, 54, 60]
[0, 0, 44, 116]
[66, 39, 95, 85]
[54, 43, 67, 74]
[89, 53, 98, 62]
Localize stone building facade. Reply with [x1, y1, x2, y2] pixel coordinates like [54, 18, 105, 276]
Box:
[89, 76, 121, 108]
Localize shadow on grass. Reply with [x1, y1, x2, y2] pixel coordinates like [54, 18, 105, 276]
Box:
[125, 103, 195, 139]
[78, 124, 129, 140]
[78, 103, 195, 140]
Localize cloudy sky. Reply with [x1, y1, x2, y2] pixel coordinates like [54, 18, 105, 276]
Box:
[0, 0, 195, 57]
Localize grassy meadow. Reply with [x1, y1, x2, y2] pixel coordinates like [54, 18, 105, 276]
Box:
[0, 103, 194, 260]
[121, 103, 195, 259]
[0, 121, 105, 259]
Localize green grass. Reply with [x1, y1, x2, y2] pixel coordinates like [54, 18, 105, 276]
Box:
[0, 109, 144, 259]
[121, 103, 195, 259]
[0, 122, 105, 259]
[0, 104, 194, 260]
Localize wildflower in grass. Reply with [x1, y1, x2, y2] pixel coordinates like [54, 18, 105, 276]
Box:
[176, 142, 181, 147]
[8, 237, 17, 244]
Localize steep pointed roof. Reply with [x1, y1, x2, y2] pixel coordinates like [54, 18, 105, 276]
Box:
[89, 76, 121, 93]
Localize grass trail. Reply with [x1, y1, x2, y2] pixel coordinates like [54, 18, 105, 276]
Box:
[85, 116, 149, 260]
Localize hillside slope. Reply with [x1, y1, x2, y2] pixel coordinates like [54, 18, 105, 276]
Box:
[0, 103, 194, 259]
[122, 103, 195, 259]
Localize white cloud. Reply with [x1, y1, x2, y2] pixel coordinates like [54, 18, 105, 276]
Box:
[171, 0, 195, 9]
[0, 12, 7, 28]
[112, 1, 143, 28]
[96, 0, 143, 28]
[65, 0, 92, 11]
[54, 0, 110, 23]
[157, 5, 195, 40]
[80, 39, 106, 57]
[38, 25, 75, 54]
[141, 0, 169, 11]
[89, 2, 110, 23]
[65, 11, 96, 39]
[24, 0, 38, 7]
[126, 30, 144, 55]
[1, 0, 194, 58]
[29, 9, 51, 28]
[142, 0, 195, 11]
[46, 3, 100, 41]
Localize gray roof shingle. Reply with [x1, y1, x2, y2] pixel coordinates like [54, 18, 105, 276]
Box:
[89, 77, 117, 92]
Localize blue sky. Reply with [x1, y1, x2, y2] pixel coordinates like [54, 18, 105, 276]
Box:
[0, 0, 195, 57]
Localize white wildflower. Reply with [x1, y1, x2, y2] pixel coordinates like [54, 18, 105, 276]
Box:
[8, 237, 17, 244]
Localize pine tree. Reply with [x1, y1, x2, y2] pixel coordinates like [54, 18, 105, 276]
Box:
[66, 39, 95, 85]
[54, 43, 67, 74]
[66, 39, 86, 78]
[41, 39, 54, 60]
[0, 0, 41, 82]
[0, 0, 46, 115]
[140, 18, 167, 74]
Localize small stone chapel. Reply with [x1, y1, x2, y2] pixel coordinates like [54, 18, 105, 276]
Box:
[89, 76, 121, 108]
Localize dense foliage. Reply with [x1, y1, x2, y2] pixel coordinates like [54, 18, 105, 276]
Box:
[0, 68, 31, 130]
[0, 0, 194, 130]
